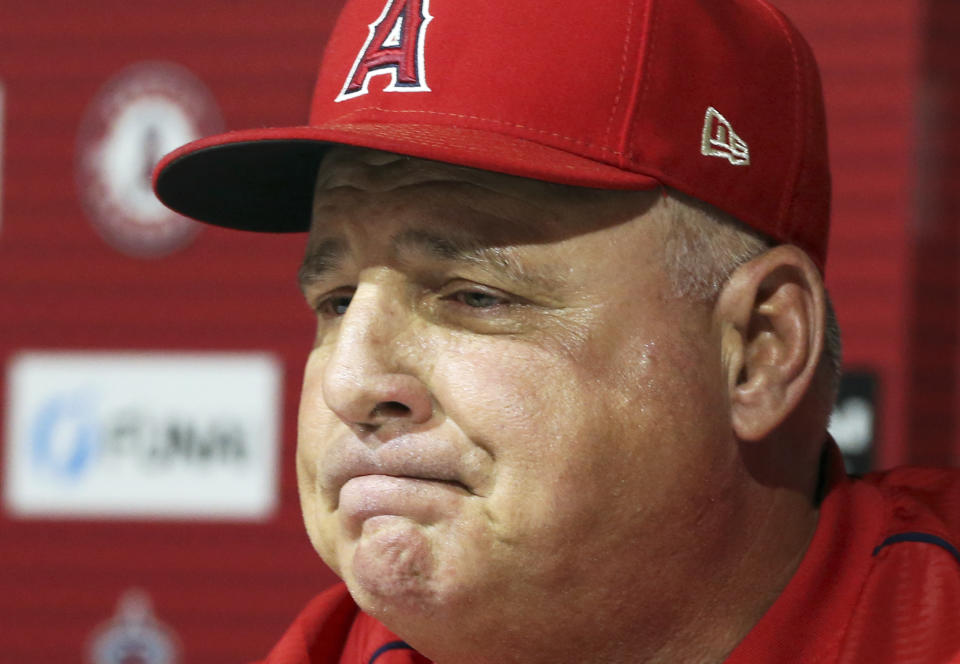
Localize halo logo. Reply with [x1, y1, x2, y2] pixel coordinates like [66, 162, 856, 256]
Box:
[76, 62, 223, 257]
[336, 0, 434, 101]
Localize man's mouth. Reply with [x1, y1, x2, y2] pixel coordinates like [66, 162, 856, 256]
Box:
[349, 473, 471, 494]
[336, 473, 472, 530]
[320, 434, 483, 509]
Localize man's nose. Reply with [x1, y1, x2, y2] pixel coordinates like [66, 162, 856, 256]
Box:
[320, 286, 434, 431]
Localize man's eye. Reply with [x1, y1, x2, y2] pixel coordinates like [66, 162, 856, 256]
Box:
[318, 294, 353, 317]
[453, 290, 506, 309]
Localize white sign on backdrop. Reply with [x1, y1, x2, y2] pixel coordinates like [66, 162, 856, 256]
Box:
[4, 352, 282, 520]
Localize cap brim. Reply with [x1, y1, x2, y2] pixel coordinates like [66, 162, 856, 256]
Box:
[153, 124, 661, 233]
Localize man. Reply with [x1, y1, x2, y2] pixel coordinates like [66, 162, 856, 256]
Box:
[154, 0, 960, 662]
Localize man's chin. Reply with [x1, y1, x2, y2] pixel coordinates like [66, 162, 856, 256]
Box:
[336, 512, 495, 624]
[343, 515, 441, 611]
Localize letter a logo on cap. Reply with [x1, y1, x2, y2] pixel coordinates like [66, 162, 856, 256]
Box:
[336, 0, 434, 102]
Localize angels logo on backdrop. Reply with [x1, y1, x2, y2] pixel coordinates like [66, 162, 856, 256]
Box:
[87, 589, 180, 664]
[76, 62, 223, 257]
[336, 0, 433, 102]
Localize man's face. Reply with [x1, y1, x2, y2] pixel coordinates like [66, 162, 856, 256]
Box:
[296, 147, 738, 639]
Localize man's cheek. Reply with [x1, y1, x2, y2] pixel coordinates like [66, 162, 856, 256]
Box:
[298, 478, 339, 578]
[436, 346, 557, 423]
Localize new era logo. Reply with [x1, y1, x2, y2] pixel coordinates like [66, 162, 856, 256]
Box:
[701, 107, 750, 166]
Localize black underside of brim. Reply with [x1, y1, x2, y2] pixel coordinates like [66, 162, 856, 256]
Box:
[156, 139, 332, 233]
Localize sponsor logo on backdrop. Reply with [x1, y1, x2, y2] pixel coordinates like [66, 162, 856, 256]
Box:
[76, 61, 223, 257]
[87, 589, 180, 664]
[4, 352, 281, 519]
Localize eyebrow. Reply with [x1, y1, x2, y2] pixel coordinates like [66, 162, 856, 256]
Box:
[298, 237, 349, 291]
[297, 229, 564, 293]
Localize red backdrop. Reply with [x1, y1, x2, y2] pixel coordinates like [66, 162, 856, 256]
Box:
[0, 1, 955, 661]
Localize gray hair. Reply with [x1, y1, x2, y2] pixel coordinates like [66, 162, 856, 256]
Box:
[660, 190, 842, 404]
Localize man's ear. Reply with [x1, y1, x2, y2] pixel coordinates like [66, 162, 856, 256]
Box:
[714, 245, 826, 442]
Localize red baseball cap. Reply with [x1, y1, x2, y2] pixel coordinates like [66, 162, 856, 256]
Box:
[154, 0, 831, 270]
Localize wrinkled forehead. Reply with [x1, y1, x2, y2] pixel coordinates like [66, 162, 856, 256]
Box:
[311, 145, 662, 243]
[315, 145, 630, 205]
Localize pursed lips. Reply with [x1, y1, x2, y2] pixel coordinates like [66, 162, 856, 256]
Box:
[320, 435, 484, 510]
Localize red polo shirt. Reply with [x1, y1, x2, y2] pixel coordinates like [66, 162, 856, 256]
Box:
[255, 445, 960, 664]
[727, 447, 960, 663]
[253, 583, 428, 664]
